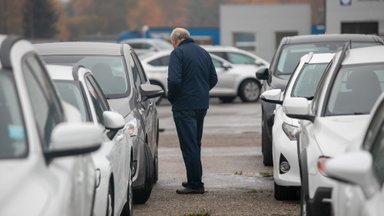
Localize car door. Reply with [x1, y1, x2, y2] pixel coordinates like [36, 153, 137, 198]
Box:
[84, 74, 130, 204]
[210, 56, 237, 95]
[130, 51, 157, 153]
[21, 54, 95, 216]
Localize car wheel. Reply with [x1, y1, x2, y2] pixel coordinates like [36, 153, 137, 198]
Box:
[238, 79, 261, 102]
[219, 96, 236, 103]
[262, 114, 273, 166]
[274, 182, 299, 200]
[133, 144, 154, 204]
[106, 184, 114, 216]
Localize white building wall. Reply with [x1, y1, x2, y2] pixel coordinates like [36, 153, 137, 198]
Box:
[220, 4, 311, 61]
[326, 0, 384, 35]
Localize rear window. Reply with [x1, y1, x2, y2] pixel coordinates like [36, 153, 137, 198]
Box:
[43, 55, 130, 99]
[276, 41, 381, 77]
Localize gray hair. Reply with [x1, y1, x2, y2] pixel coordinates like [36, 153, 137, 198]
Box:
[170, 28, 190, 43]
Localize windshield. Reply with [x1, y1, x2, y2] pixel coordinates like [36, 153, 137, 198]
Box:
[291, 63, 328, 99]
[43, 55, 129, 99]
[326, 63, 384, 116]
[54, 81, 89, 122]
[0, 73, 27, 159]
[276, 41, 380, 77]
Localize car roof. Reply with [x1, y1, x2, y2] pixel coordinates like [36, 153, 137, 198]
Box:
[343, 45, 384, 65]
[35, 42, 127, 56]
[281, 34, 384, 45]
[122, 38, 168, 43]
[46, 64, 78, 80]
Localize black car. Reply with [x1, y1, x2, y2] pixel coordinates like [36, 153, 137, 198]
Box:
[256, 34, 384, 166]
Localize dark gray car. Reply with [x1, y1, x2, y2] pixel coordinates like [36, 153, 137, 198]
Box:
[35, 42, 163, 204]
[256, 34, 384, 166]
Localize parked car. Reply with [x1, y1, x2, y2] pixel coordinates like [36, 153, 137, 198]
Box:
[260, 52, 334, 200]
[140, 50, 263, 103]
[121, 38, 173, 56]
[0, 35, 104, 215]
[256, 34, 384, 166]
[35, 42, 164, 204]
[202, 45, 270, 68]
[283, 45, 384, 216]
[320, 92, 384, 216]
[46, 64, 134, 216]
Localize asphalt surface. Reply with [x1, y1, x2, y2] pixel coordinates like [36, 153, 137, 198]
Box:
[133, 98, 299, 216]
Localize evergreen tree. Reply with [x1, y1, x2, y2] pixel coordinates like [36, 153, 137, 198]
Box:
[23, 0, 58, 39]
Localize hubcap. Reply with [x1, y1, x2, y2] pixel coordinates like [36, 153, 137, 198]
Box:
[244, 81, 259, 101]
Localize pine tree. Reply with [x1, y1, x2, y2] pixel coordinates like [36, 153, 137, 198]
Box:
[23, 0, 58, 39]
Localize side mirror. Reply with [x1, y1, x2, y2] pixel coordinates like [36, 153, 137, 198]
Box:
[260, 89, 283, 104]
[45, 122, 103, 159]
[255, 67, 269, 80]
[223, 62, 232, 71]
[104, 111, 125, 139]
[283, 97, 315, 122]
[140, 83, 164, 100]
[323, 151, 380, 199]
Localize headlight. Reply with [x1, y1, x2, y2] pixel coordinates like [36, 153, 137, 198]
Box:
[127, 119, 138, 137]
[282, 122, 300, 141]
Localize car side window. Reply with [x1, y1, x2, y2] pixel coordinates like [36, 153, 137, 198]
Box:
[85, 75, 109, 124]
[148, 55, 170, 67]
[131, 52, 148, 83]
[227, 52, 255, 65]
[211, 58, 223, 68]
[210, 51, 226, 59]
[22, 54, 63, 148]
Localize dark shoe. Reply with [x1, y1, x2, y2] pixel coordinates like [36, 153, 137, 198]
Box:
[182, 181, 189, 188]
[176, 187, 205, 194]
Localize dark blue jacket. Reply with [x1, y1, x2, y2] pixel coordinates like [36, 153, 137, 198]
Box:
[168, 38, 218, 111]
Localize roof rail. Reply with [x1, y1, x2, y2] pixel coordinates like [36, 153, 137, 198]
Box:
[72, 64, 86, 81]
[0, 35, 22, 70]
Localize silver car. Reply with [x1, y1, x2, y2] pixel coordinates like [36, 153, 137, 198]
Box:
[140, 50, 264, 103]
[35, 42, 163, 204]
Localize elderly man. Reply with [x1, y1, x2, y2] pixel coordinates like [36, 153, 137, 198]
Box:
[168, 27, 218, 194]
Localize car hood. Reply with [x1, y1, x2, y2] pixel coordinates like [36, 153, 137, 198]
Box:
[0, 160, 50, 216]
[313, 115, 370, 157]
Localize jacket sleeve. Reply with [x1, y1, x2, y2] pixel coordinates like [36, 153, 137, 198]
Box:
[167, 50, 183, 103]
[209, 58, 218, 90]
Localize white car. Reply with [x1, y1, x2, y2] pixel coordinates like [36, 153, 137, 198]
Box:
[284, 45, 384, 216]
[202, 45, 270, 68]
[320, 92, 384, 216]
[121, 38, 173, 56]
[140, 50, 263, 103]
[47, 64, 134, 216]
[0, 35, 104, 215]
[260, 53, 334, 200]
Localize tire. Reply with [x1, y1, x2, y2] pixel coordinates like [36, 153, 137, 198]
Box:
[133, 144, 154, 204]
[106, 184, 114, 216]
[274, 182, 300, 200]
[219, 96, 236, 103]
[238, 79, 261, 102]
[261, 114, 273, 166]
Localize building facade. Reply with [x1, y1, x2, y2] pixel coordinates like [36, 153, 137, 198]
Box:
[326, 0, 384, 37]
[220, 4, 311, 61]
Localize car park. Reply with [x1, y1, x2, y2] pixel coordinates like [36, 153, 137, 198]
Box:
[260, 52, 334, 200]
[256, 34, 384, 166]
[46, 64, 134, 216]
[35, 42, 164, 204]
[202, 45, 270, 68]
[140, 50, 263, 103]
[121, 38, 173, 56]
[320, 92, 384, 216]
[0, 35, 104, 215]
[283, 45, 384, 216]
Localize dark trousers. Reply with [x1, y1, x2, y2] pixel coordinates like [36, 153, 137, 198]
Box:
[173, 109, 207, 189]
